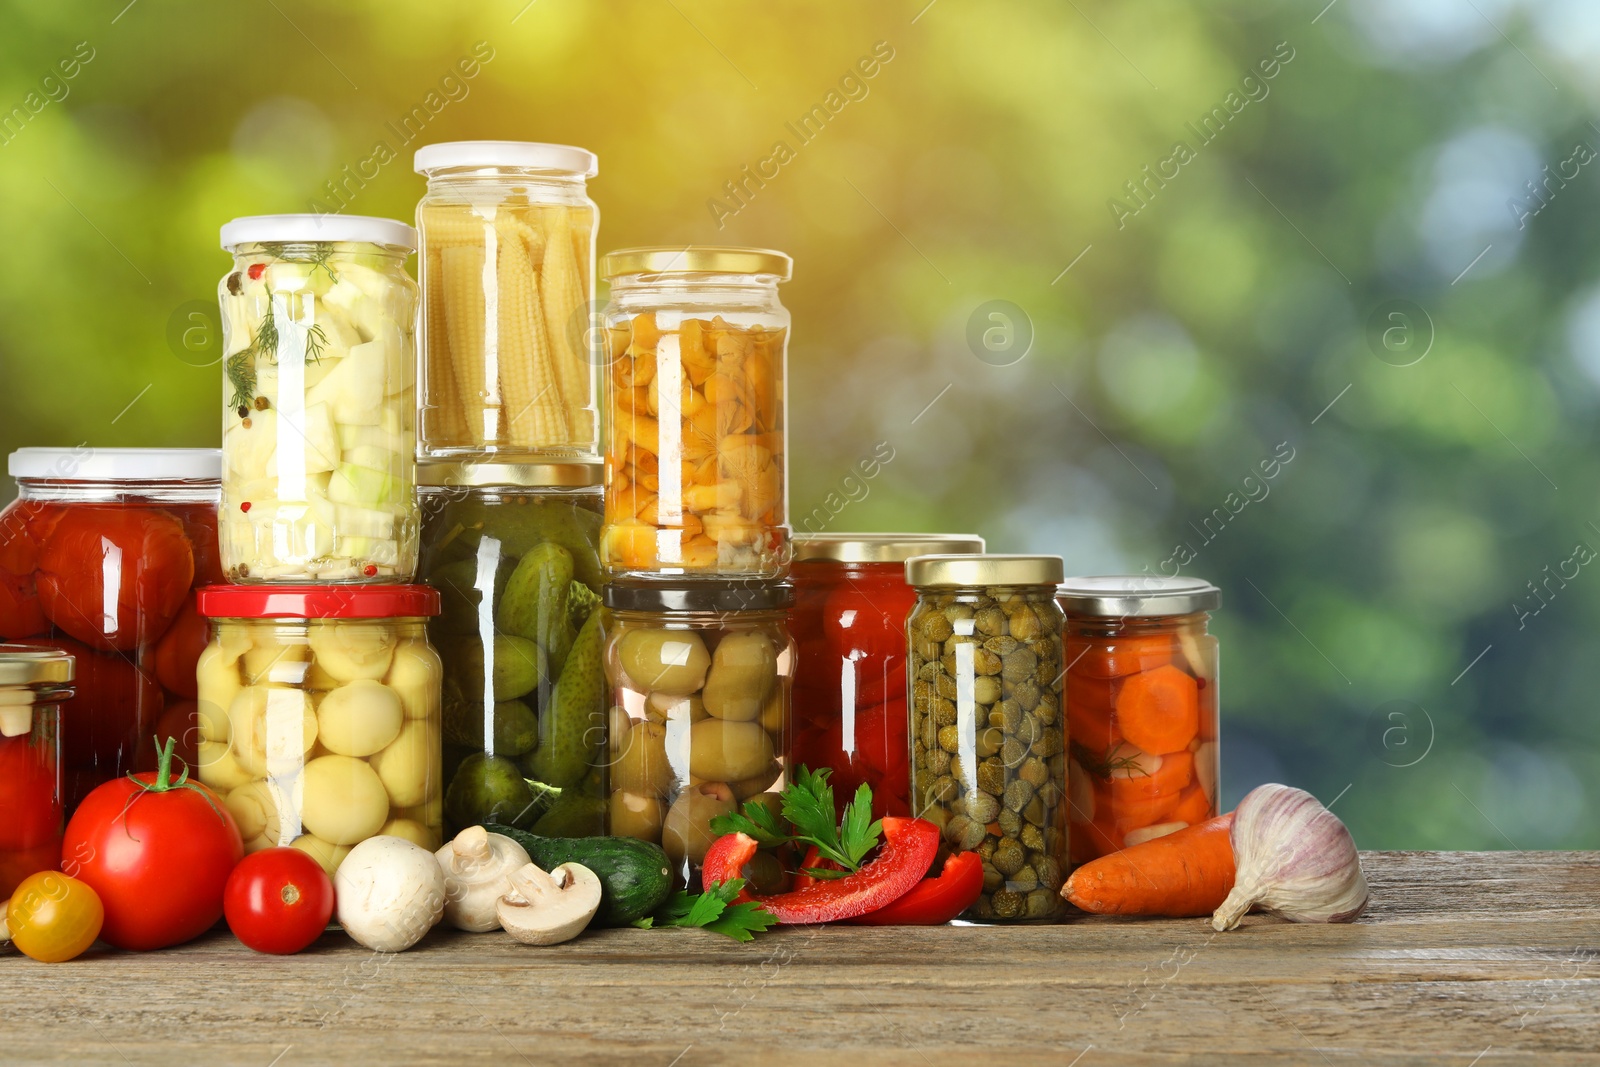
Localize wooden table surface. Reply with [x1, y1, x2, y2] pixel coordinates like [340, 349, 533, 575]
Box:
[3, 851, 1597, 1066]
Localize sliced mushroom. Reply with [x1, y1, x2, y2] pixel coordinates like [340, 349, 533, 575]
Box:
[496, 862, 603, 946]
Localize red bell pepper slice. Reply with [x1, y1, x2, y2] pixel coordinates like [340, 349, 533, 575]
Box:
[702, 815, 939, 924]
[850, 851, 984, 925]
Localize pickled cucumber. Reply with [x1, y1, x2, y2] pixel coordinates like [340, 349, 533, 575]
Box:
[444, 752, 536, 832]
[497, 542, 575, 673]
[449, 497, 603, 590]
[441, 699, 539, 757]
[524, 610, 606, 788]
[430, 556, 514, 637]
[530, 791, 606, 837]
[450, 635, 544, 701]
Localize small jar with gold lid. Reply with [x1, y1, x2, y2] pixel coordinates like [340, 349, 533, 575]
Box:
[599, 246, 792, 580]
[905, 554, 1067, 922]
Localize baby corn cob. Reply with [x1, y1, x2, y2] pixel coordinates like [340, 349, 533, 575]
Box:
[441, 242, 493, 445]
[539, 207, 592, 447]
[424, 248, 468, 446]
[497, 217, 568, 447]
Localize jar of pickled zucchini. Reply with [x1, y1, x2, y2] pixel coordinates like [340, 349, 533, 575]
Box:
[604, 581, 794, 888]
[194, 584, 443, 878]
[0, 645, 73, 899]
[790, 533, 984, 819]
[0, 447, 221, 811]
[218, 214, 420, 583]
[906, 554, 1066, 922]
[414, 141, 600, 459]
[599, 247, 792, 580]
[416, 459, 606, 838]
[1059, 575, 1220, 864]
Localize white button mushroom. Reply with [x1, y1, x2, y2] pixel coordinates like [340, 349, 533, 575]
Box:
[496, 862, 603, 946]
[317, 679, 404, 757]
[435, 826, 532, 933]
[385, 639, 442, 719]
[370, 718, 440, 809]
[310, 621, 398, 681]
[335, 835, 447, 952]
[301, 754, 391, 845]
[228, 685, 318, 776]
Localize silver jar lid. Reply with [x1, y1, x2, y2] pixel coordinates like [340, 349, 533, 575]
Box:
[417, 459, 603, 489]
[0, 644, 74, 688]
[793, 533, 985, 565]
[905, 554, 1064, 588]
[1057, 575, 1221, 617]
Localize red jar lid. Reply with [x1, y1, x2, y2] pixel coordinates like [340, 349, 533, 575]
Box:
[197, 584, 440, 620]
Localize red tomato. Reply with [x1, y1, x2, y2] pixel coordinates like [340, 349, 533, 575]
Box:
[0, 840, 63, 900]
[224, 848, 336, 954]
[0, 500, 48, 575]
[151, 601, 207, 698]
[0, 568, 48, 639]
[143, 702, 200, 770]
[0, 731, 61, 851]
[822, 582, 910, 662]
[61, 738, 242, 950]
[35, 507, 195, 653]
[174, 505, 224, 587]
[26, 636, 164, 782]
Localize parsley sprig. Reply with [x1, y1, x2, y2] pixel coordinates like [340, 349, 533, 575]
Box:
[633, 878, 777, 942]
[711, 766, 883, 881]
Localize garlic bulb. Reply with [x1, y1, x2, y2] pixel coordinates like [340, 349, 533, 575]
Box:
[1212, 783, 1368, 931]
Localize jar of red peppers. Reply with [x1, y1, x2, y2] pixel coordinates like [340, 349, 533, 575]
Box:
[603, 581, 794, 889]
[1059, 576, 1221, 864]
[0, 448, 221, 811]
[790, 534, 984, 819]
[0, 644, 74, 899]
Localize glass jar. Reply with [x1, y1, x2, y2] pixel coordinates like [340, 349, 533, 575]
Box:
[906, 554, 1067, 922]
[414, 141, 600, 459]
[217, 214, 420, 583]
[599, 247, 792, 580]
[1059, 576, 1221, 864]
[604, 581, 794, 888]
[0, 644, 74, 899]
[790, 534, 984, 819]
[0, 447, 221, 811]
[416, 459, 606, 838]
[194, 584, 443, 878]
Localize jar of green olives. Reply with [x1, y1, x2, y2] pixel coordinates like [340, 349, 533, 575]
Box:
[603, 581, 794, 888]
[905, 554, 1067, 922]
[416, 460, 607, 839]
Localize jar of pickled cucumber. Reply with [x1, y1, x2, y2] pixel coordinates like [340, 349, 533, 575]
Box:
[1058, 575, 1221, 864]
[194, 584, 443, 878]
[0, 644, 74, 899]
[905, 554, 1066, 922]
[599, 247, 792, 580]
[218, 214, 420, 583]
[416, 459, 607, 838]
[604, 581, 794, 888]
[414, 141, 600, 459]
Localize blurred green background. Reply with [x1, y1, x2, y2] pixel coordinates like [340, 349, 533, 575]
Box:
[1, 0, 1593, 848]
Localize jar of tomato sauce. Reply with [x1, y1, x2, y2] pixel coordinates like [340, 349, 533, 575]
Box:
[1059, 576, 1221, 864]
[789, 534, 984, 819]
[194, 584, 444, 878]
[0, 448, 221, 812]
[0, 644, 74, 899]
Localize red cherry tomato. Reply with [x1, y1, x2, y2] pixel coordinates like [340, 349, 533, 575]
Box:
[0, 569, 48, 639]
[821, 582, 908, 662]
[151, 601, 207, 698]
[224, 848, 336, 954]
[35, 507, 195, 652]
[61, 737, 242, 950]
[0, 730, 61, 851]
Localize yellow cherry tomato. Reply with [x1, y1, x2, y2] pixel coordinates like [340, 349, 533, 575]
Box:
[6, 871, 103, 962]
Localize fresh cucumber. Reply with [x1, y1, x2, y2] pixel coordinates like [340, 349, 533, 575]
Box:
[485, 824, 674, 927]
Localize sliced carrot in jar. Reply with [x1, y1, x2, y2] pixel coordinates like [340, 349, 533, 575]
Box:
[1115, 663, 1200, 754]
[1108, 749, 1193, 806]
[1067, 633, 1175, 679]
[1168, 783, 1213, 826]
[1065, 671, 1120, 754]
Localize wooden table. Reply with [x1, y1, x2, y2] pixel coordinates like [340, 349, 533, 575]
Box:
[4, 852, 1597, 1065]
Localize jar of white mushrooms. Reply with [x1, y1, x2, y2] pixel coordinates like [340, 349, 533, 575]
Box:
[194, 584, 443, 878]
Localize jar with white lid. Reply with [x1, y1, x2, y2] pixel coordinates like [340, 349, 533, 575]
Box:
[217, 213, 420, 583]
[414, 141, 600, 459]
[0, 447, 220, 811]
[0, 644, 74, 899]
[600, 246, 792, 580]
[195, 583, 444, 877]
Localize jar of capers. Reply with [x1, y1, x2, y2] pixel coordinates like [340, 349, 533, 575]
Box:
[905, 554, 1067, 922]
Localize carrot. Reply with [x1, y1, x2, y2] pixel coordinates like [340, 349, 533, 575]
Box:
[1115, 664, 1200, 754]
[1168, 783, 1213, 826]
[1105, 784, 1182, 835]
[1062, 813, 1235, 917]
[1108, 749, 1193, 806]
[1067, 634, 1174, 679]
[1065, 672, 1120, 753]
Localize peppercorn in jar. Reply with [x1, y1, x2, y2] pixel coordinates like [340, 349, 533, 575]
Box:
[1058, 575, 1220, 863]
[906, 554, 1067, 922]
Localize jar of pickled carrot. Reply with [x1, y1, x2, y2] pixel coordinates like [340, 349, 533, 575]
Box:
[790, 534, 983, 819]
[414, 141, 600, 460]
[599, 247, 792, 580]
[1059, 576, 1221, 864]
